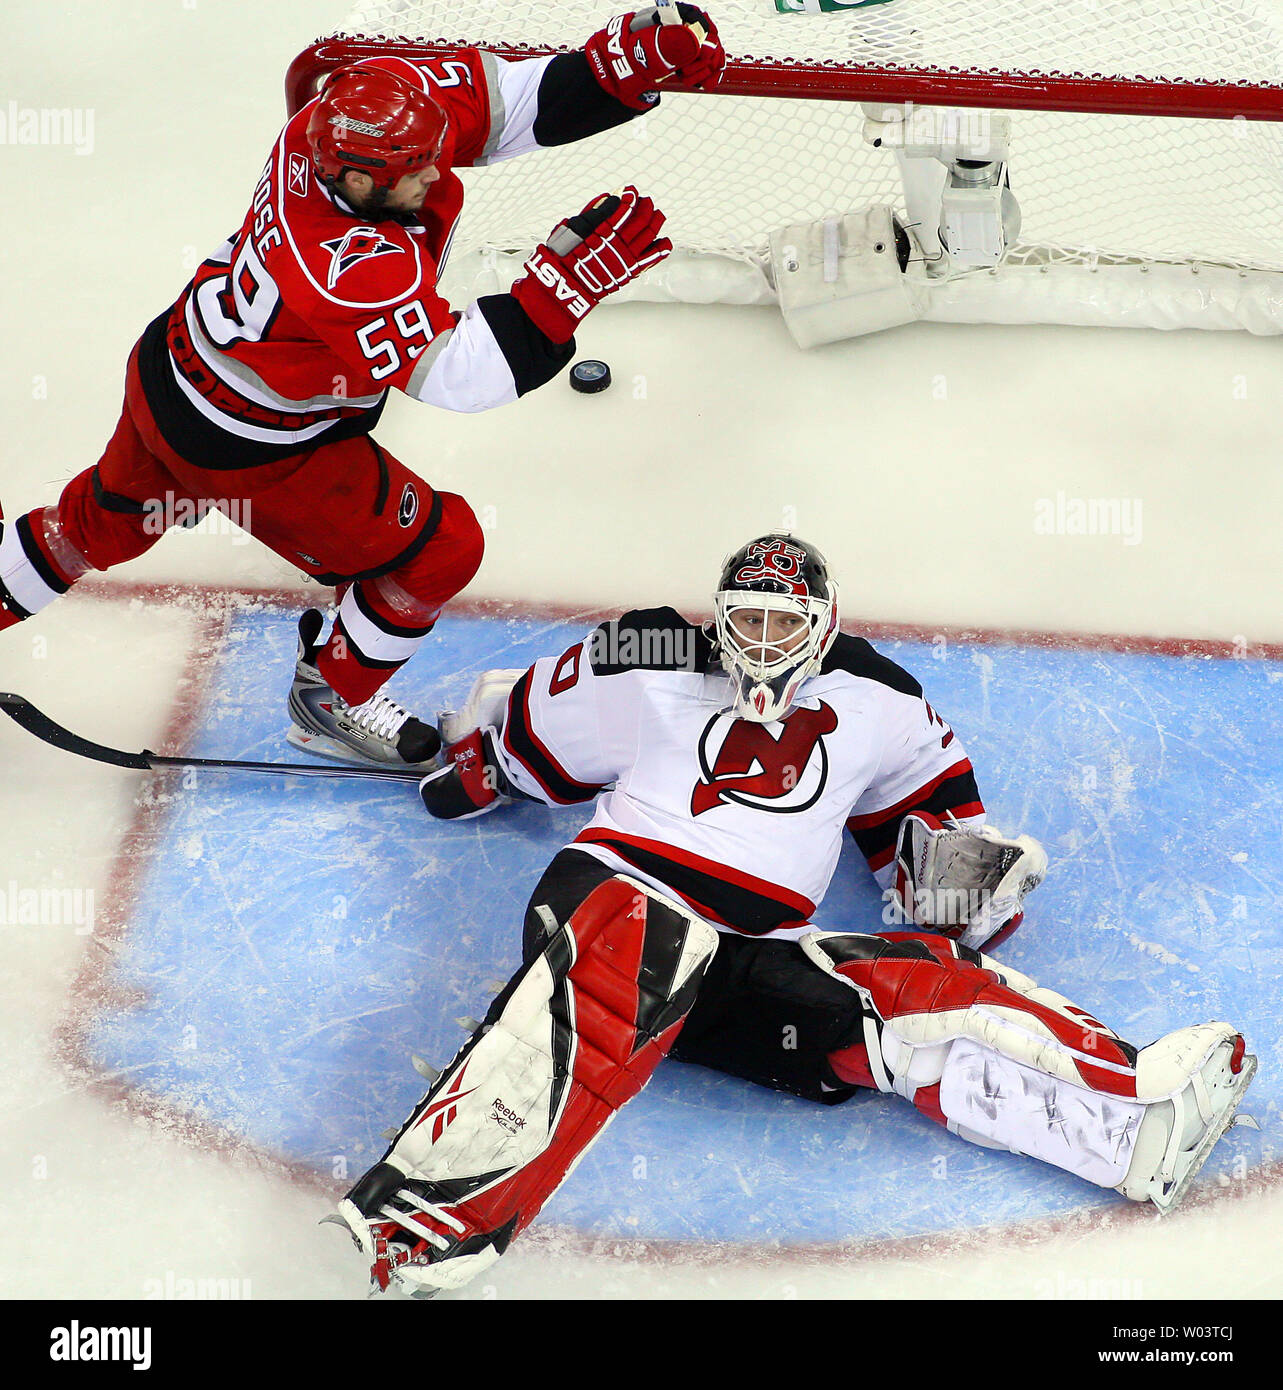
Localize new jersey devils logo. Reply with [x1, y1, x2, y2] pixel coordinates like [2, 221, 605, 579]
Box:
[691, 702, 838, 817]
[321, 226, 405, 289]
[731, 539, 810, 596]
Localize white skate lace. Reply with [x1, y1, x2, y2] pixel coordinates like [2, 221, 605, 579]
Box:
[343, 693, 414, 742]
[378, 1189, 468, 1254]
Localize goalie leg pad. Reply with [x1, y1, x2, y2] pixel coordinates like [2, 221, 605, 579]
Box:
[806, 931, 1255, 1207]
[1118, 1024, 1256, 1213]
[339, 874, 718, 1295]
[807, 930, 1145, 1179]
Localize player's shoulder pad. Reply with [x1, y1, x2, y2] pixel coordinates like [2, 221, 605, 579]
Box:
[588, 607, 716, 676]
[820, 632, 923, 698]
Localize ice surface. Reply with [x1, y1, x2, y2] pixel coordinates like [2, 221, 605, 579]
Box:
[1, 0, 1280, 1304]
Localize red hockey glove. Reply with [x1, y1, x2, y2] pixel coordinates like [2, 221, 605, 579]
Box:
[511, 186, 672, 344]
[585, 6, 726, 111]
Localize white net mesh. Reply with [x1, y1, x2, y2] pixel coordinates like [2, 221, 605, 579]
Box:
[312, 1, 1283, 283]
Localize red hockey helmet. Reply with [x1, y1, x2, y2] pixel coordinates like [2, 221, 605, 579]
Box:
[306, 65, 448, 192]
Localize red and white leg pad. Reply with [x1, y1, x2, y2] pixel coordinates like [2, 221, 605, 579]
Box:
[336, 875, 717, 1295]
[806, 931, 1255, 1210]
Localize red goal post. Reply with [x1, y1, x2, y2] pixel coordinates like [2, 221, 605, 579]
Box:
[284, 2, 1283, 334]
[288, 40, 1283, 124]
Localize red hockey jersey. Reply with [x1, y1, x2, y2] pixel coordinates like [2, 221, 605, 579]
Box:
[136, 50, 578, 470]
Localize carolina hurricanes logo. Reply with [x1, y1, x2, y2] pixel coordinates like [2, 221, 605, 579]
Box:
[321, 226, 405, 289]
[691, 702, 838, 816]
[732, 539, 810, 596]
[397, 482, 419, 528]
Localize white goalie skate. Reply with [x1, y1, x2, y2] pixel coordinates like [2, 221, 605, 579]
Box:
[1116, 1023, 1258, 1214]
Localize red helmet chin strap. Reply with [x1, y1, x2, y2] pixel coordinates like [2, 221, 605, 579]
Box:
[306, 64, 448, 193]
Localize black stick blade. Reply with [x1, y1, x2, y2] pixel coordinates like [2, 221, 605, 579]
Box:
[0, 692, 152, 770]
[0, 691, 428, 783]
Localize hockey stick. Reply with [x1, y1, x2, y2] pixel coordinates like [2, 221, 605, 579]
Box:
[0, 691, 426, 784]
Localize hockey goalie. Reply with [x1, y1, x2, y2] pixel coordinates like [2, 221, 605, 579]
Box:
[334, 533, 1256, 1295]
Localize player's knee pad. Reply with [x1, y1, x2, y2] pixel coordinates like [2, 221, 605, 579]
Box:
[56, 460, 168, 571]
[438, 491, 485, 588]
[338, 874, 718, 1295]
[389, 490, 484, 606]
[891, 811, 1047, 950]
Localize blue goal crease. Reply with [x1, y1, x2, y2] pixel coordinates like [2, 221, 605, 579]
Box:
[85, 610, 1281, 1244]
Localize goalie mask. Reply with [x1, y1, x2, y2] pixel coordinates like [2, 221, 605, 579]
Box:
[713, 534, 839, 723]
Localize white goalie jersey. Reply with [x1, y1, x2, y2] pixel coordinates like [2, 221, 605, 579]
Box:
[490, 607, 986, 940]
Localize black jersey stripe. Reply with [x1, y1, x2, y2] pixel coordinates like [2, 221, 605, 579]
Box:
[502, 671, 607, 805]
[575, 831, 814, 938]
[846, 765, 984, 867]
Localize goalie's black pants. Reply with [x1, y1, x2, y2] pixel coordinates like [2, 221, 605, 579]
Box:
[523, 849, 867, 1106]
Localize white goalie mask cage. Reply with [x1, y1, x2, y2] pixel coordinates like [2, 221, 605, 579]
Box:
[712, 534, 840, 723]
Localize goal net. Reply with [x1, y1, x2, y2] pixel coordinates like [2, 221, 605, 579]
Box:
[289, 0, 1283, 333]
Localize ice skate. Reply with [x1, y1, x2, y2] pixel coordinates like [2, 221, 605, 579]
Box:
[1116, 1023, 1257, 1214]
[286, 609, 442, 770]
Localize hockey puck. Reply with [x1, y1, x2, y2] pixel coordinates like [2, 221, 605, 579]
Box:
[570, 360, 612, 394]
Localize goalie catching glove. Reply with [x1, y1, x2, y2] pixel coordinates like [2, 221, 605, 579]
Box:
[512, 186, 672, 344]
[586, 6, 726, 111]
[892, 811, 1048, 951]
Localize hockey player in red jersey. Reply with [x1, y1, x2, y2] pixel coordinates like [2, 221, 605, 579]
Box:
[335, 533, 1256, 1296]
[0, 6, 725, 768]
